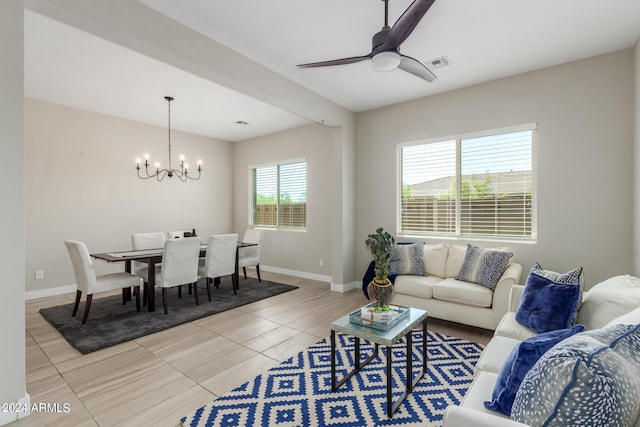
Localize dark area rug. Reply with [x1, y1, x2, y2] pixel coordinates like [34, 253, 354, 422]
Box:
[39, 277, 298, 354]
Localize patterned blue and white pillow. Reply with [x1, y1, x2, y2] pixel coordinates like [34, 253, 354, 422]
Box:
[531, 262, 584, 324]
[456, 244, 512, 290]
[511, 323, 640, 426]
[389, 243, 425, 276]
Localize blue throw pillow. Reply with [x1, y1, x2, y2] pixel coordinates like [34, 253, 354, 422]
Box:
[484, 324, 585, 416]
[531, 262, 584, 325]
[515, 271, 581, 333]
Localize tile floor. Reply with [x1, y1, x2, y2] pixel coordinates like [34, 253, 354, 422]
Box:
[14, 271, 493, 427]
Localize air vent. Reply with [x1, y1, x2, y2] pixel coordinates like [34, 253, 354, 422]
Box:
[427, 56, 450, 69]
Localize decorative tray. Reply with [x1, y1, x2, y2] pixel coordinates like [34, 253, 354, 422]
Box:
[349, 304, 410, 331]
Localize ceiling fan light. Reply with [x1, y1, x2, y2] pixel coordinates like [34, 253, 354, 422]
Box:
[371, 51, 401, 71]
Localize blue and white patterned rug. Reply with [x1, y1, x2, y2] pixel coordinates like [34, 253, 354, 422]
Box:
[181, 330, 483, 427]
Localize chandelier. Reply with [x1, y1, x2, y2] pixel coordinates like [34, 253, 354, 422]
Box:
[136, 96, 202, 181]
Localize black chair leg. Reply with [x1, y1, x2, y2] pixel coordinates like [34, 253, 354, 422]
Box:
[81, 294, 93, 324]
[206, 278, 212, 302]
[134, 285, 141, 312]
[243, 266, 247, 279]
[178, 285, 182, 299]
[188, 283, 193, 295]
[72, 290, 82, 317]
[163, 288, 169, 314]
[194, 282, 200, 306]
[231, 274, 237, 295]
[256, 264, 261, 282]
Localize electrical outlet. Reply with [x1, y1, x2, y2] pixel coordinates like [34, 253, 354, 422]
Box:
[319, 258, 324, 267]
[35, 270, 44, 280]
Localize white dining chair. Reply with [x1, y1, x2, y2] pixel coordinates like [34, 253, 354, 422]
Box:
[198, 234, 239, 298]
[65, 240, 142, 324]
[131, 232, 166, 304]
[167, 231, 184, 239]
[238, 229, 264, 282]
[157, 236, 202, 314]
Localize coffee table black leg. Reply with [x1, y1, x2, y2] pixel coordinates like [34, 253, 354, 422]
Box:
[423, 319, 428, 373]
[332, 333, 378, 393]
[386, 346, 392, 417]
[406, 329, 413, 394]
[331, 330, 336, 392]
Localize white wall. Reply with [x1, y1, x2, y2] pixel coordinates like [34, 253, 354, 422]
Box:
[25, 0, 358, 288]
[356, 50, 634, 289]
[0, 2, 27, 424]
[233, 124, 334, 280]
[24, 99, 233, 295]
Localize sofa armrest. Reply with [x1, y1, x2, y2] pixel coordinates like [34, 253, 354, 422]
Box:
[508, 284, 526, 312]
[491, 263, 522, 327]
[443, 406, 530, 427]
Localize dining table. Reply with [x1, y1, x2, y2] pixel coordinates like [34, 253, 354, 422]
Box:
[91, 241, 257, 312]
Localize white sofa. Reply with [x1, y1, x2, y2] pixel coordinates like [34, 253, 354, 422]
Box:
[443, 274, 640, 427]
[390, 243, 523, 330]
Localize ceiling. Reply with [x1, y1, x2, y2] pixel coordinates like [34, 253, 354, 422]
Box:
[24, 0, 640, 142]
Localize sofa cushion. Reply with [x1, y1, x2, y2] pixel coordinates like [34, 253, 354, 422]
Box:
[512, 323, 640, 427]
[459, 371, 510, 419]
[432, 278, 493, 308]
[494, 312, 537, 341]
[456, 245, 513, 290]
[577, 274, 640, 330]
[476, 336, 521, 375]
[484, 325, 585, 416]
[531, 262, 584, 324]
[423, 243, 448, 278]
[389, 243, 425, 276]
[393, 274, 441, 299]
[445, 244, 468, 278]
[515, 271, 580, 333]
[606, 305, 640, 327]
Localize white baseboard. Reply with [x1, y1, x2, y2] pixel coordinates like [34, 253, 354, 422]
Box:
[330, 281, 359, 293]
[26, 284, 75, 301]
[25, 268, 360, 300]
[258, 265, 333, 284]
[24, 284, 77, 301]
[0, 393, 30, 425]
[255, 265, 359, 294]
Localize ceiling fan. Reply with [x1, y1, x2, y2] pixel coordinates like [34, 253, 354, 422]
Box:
[297, 0, 437, 82]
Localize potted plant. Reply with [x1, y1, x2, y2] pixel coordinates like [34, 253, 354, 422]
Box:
[365, 227, 395, 310]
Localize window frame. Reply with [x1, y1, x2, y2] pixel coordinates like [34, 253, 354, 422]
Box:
[397, 124, 537, 242]
[248, 158, 307, 232]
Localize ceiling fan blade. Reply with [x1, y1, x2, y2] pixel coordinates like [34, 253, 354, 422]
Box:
[399, 55, 436, 82]
[297, 55, 371, 68]
[383, 0, 436, 51]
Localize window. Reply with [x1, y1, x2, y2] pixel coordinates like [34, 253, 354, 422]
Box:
[399, 125, 536, 240]
[250, 160, 307, 230]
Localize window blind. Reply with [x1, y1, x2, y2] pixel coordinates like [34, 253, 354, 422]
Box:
[250, 160, 306, 229]
[252, 165, 277, 226]
[400, 127, 535, 239]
